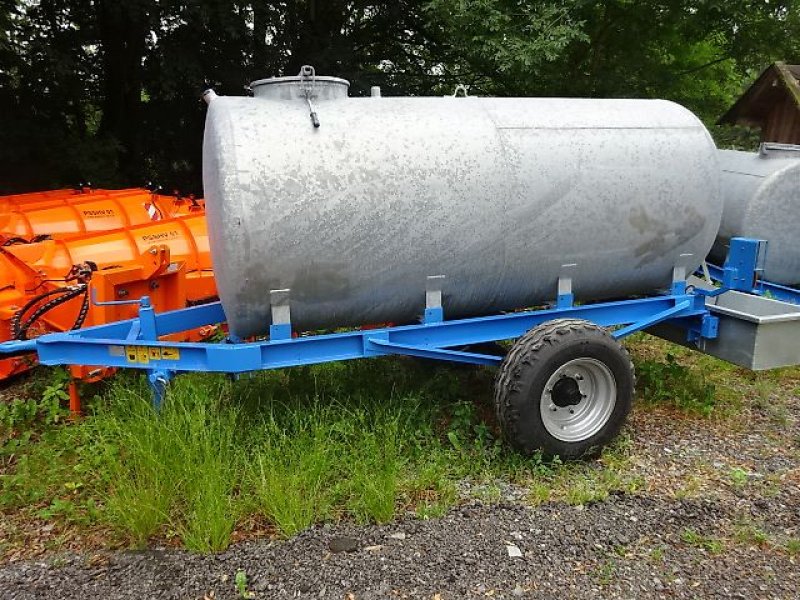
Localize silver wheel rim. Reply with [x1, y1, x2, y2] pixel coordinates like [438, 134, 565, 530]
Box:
[540, 358, 617, 442]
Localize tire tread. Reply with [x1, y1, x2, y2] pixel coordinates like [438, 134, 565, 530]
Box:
[494, 318, 635, 458]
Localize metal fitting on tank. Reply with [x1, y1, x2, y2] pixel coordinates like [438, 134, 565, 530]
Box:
[202, 89, 218, 105]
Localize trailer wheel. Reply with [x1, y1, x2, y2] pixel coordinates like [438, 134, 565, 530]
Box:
[495, 319, 634, 459]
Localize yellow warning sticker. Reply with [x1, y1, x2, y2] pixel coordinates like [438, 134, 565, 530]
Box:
[121, 345, 180, 363]
[160, 347, 180, 360]
[125, 346, 138, 363]
[137, 347, 150, 365]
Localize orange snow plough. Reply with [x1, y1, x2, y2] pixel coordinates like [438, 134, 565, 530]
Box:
[0, 213, 216, 409]
[0, 187, 146, 210]
[0, 188, 204, 243]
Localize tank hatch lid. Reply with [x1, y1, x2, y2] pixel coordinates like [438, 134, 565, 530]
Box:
[250, 66, 349, 101]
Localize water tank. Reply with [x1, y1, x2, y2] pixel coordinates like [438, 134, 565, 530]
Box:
[203, 70, 723, 338]
[710, 145, 800, 285]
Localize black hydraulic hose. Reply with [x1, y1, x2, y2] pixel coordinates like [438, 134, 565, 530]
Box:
[15, 285, 87, 340]
[2, 234, 51, 246]
[2, 237, 29, 246]
[11, 288, 75, 339]
[70, 286, 90, 330]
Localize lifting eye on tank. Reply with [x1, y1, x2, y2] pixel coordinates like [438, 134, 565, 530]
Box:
[299, 64, 321, 128]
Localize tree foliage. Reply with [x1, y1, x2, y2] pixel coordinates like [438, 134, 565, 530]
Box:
[0, 0, 797, 193]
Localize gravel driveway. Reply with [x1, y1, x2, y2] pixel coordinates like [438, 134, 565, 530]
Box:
[2, 490, 798, 599]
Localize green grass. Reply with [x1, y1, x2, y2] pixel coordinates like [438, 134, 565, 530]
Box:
[634, 351, 719, 416]
[2, 332, 795, 555]
[0, 358, 580, 553]
[728, 467, 749, 488]
[627, 333, 746, 418]
[681, 528, 724, 554]
[1, 359, 527, 552]
[785, 539, 800, 556]
[732, 521, 770, 547]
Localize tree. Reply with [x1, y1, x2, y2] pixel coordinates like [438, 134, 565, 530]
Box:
[429, 0, 800, 123]
[0, 0, 797, 193]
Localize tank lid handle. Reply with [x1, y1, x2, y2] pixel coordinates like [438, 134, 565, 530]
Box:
[759, 142, 800, 158]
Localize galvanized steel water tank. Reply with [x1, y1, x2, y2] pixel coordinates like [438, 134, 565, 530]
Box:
[709, 145, 800, 285]
[203, 70, 723, 338]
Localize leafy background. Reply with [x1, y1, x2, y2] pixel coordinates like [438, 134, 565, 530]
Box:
[0, 0, 798, 194]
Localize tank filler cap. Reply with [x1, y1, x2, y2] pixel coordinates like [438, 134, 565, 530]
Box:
[250, 70, 350, 101]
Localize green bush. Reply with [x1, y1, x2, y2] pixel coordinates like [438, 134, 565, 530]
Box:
[636, 353, 717, 416]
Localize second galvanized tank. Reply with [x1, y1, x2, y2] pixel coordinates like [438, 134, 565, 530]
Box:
[710, 145, 800, 285]
[203, 71, 723, 338]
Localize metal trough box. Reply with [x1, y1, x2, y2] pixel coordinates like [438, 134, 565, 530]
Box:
[651, 286, 800, 370]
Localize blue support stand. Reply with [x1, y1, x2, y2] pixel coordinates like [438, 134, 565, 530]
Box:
[709, 238, 766, 295]
[701, 238, 800, 305]
[147, 370, 173, 410]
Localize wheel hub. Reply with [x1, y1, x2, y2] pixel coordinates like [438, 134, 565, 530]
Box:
[540, 358, 617, 443]
[551, 375, 583, 407]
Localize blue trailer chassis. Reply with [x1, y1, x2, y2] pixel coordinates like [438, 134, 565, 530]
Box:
[699, 237, 800, 305]
[0, 239, 771, 407]
[704, 263, 800, 304]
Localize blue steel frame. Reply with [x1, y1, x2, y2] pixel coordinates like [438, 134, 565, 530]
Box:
[0, 293, 711, 408]
[0, 239, 767, 408]
[702, 237, 800, 305]
[705, 263, 800, 304]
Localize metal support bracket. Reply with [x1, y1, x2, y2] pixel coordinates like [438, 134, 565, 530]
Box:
[91, 289, 158, 341]
[697, 238, 767, 298]
[365, 337, 501, 366]
[424, 275, 445, 324]
[269, 289, 292, 340]
[671, 253, 693, 295]
[557, 264, 576, 309]
[612, 299, 693, 339]
[138, 300, 158, 341]
[687, 313, 719, 343]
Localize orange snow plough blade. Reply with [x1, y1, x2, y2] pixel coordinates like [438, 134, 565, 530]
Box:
[0, 213, 216, 385]
[0, 188, 204, 243]
[0, 187, 145, 210]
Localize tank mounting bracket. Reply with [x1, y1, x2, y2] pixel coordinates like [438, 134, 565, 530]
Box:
[671, 253, 694, 294]
[269, 288, 292, 340]
[557, 264, 576, 309]
[424, 275, 445, 324]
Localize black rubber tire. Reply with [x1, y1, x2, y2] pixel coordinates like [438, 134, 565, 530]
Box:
[494, 318, 634, 460]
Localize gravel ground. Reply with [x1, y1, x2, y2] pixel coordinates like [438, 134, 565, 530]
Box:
[1, 494, 798, 600]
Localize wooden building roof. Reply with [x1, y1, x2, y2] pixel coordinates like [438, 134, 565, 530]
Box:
[718, 63, 800, 144]
[719, 62, 800, 126]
